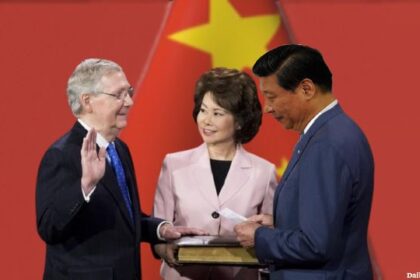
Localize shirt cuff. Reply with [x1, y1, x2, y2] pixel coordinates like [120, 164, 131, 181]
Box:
[156, 221, 173, 241]
[82, 186, 96, 202]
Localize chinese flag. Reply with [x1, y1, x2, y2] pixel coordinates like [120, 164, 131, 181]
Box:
[122, 0, 296, 278]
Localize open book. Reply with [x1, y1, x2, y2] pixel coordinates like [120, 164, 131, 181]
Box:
[173, 236, 260, 266]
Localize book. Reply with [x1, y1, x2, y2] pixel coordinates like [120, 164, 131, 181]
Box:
[173, 235, 260, 266]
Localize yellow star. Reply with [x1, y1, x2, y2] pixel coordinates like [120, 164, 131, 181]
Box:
[276, 157, 289, 178]
[168, 0, 281, 69]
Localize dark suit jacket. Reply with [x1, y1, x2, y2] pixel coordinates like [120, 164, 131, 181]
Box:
[255, 105, 374, 280]
[36, 122, 163, 280]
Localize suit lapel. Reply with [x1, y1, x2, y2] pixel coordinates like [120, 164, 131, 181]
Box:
[101, 140, 136, 231]
[191, 144, 220, 209]
[280, 144, 302, 184]
[272, 145, 300, 219]
[218, 145, 251, 207]
[273, 104, 344, 219]
[115, 141, 141, 237]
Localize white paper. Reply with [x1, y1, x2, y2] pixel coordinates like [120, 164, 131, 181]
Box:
[175, 236, 216, 246]
[218, 208, 247, 225]
[174, 235, 240, 246]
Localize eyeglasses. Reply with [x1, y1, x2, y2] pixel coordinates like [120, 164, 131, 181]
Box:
[95, 86, 135, 100]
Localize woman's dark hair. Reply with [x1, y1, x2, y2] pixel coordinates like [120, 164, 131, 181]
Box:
[193, 67, 262, 144]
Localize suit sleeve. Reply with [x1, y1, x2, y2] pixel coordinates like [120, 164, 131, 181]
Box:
[153, 155, 176, 222]
[260, 164, 277, 215]
[140, 216, 164, 244]
[36, 147, 86, 244]
[255, 142, 353, 266]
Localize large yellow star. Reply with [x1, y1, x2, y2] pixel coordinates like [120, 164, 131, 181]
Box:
[169, 0, 281, 69]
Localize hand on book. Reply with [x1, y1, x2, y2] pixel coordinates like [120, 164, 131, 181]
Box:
[234, 221, 262, 248]
[154, 243, 178, 267]
[160, 224, 209, 241]
[247, 214, 273, 227]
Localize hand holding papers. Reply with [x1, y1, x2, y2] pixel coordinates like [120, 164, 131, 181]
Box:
[247, 213, 273, 227]
[234, 213, 273, 248]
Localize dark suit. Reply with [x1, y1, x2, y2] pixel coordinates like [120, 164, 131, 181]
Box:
[36, 122, 162, 280]
[255, 105, 374, 279]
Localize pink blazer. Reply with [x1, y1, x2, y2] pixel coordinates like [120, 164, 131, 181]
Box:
[153, 144, 277, 280]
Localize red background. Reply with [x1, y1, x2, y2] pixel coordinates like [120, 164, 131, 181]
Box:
[0, 0, 419, 279]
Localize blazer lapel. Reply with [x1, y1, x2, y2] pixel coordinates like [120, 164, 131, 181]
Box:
[115, 141, 141, 235]
[191, 144, 220, 210]
[218, 145, 251, 207]
[101, 143, 135, 231]
[280, 143, 302, 184]
[272, 143, 301, 219]
[273, 104, 344, 219]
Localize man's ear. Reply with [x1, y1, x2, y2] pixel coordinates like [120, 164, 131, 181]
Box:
[300, 78, 316, 100]
[80, 93, 93, 113]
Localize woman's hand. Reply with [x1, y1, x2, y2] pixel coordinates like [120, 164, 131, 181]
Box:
[154, 243, 179, 267]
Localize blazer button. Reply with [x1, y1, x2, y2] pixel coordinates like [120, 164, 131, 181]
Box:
[211, 211, 220, 219]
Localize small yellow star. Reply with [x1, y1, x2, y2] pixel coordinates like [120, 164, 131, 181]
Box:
[169, 0, 281, 69]
[276, 157, 289, 178]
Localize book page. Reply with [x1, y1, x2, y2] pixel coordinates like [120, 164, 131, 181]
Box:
[174, 235, 240, 246]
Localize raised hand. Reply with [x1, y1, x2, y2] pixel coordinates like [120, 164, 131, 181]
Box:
[80, 129, 106, 194]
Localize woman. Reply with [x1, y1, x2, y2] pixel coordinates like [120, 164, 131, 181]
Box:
[153, 67, 277, 279]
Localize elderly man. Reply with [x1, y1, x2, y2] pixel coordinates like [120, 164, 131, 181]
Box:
[235, 45, 374, 279]
[36, 58, 203, 280]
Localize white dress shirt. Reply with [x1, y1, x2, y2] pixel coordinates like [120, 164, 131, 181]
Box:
[303, 100, 338, 135]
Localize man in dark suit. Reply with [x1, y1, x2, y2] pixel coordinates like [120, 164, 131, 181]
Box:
[234, 45, 374, 279]
[36, 58, 204, 280]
